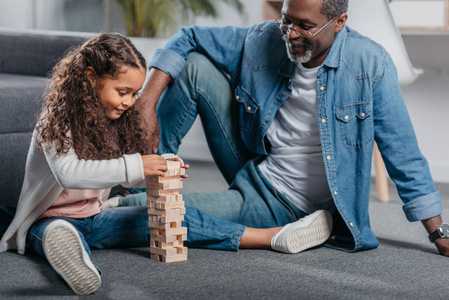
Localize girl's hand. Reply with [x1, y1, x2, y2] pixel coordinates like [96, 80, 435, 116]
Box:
[142, 155, 167, 177]
[166, 158, 189, 179]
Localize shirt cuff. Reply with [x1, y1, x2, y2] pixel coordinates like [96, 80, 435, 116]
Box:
[123, 153, 145, 185]
[402, 191, 442, 222]
[149, 48, 186, 82]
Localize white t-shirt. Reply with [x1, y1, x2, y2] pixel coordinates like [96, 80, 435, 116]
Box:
[258, 63, 334, 214]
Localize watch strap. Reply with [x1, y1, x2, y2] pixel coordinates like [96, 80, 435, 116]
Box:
[429, 229, 441, 243]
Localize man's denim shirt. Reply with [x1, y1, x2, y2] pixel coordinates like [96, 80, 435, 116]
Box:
[150, 21, 441, 252]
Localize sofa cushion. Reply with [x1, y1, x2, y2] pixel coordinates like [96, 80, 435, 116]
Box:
[0, 132, 33, 207]
[0, 73, 46, 134]
[0, 29, 90, 77]
[0, 73, 46, 206]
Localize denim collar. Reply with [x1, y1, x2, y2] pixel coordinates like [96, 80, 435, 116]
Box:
[322, 25, 348, 69]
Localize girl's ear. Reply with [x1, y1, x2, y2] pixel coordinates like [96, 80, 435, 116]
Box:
[85, 66, 97, 86]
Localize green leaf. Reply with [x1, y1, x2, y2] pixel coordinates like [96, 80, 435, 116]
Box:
[114, 0, 245, 37]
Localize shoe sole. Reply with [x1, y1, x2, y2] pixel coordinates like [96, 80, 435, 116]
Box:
[287, 211, 333, 253]
[43, 221, 101, 295]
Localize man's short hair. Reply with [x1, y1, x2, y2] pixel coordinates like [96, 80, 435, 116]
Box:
[321, 0, 348, 20]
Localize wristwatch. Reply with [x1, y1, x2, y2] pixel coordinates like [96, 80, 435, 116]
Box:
[428, 223, 449, 243]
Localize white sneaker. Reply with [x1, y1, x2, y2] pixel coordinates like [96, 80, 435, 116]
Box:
[43, 219, 101, 295]
[101, 196, 122, 210]
[271, 210, 333, 254]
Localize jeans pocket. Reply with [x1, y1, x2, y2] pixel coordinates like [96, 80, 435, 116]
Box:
[235, 85, 258, 131]
[336, 103, 373, 150]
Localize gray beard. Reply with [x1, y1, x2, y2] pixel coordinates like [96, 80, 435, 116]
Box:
[287, 48, 312, 64]
[283, 35, 312, 64]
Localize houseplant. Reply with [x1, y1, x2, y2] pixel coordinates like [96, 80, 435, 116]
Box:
[115, 0, 245, 37]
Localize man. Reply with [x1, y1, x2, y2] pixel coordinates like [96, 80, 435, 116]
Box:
[138, 0, 449, 255]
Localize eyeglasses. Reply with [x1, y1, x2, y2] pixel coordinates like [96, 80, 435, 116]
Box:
[274, 16, 337, 38]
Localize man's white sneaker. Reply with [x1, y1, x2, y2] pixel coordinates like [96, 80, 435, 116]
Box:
[43, 219, 101, 295]
[271, 210, 333, 254]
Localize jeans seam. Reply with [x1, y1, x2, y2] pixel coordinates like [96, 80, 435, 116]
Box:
[231, 224, 243, 250]
[197, 89, 242, 165]
[270, 186, 297, 222]
[165, 100, 195, 152]
[30, 232, 43, 243]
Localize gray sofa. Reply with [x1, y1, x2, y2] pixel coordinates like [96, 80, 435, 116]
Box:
[1, 27, 449, 300]
[0, 28, 93, 208]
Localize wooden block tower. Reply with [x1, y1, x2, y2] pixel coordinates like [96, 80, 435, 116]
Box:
[146, 160, 188, 263]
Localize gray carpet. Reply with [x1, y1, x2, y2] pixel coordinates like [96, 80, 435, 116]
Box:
[1, 161, 448, 299]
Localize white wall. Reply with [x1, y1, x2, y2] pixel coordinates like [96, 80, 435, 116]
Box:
[399, 32, 449, 183]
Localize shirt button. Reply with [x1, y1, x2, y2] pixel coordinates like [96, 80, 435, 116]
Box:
[321, 119, 326, 123]
[349, 222, 354, 227]
[334, 191, 338, 195]
[247, 106, 251, 111]
[235, 95, 240, 100]
[344, 115, 349, 120]
[281, 93, 285, 97]
[326, 156, 331, 160]
[265, 119, 270, 124]
[289, 78, 292, 82]
[361, 113, 366, 117]
[319, 86, 325, 91]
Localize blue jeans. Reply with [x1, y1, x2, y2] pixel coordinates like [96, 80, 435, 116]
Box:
[156, 53, 306, 228]
[27, 204, 245, 270]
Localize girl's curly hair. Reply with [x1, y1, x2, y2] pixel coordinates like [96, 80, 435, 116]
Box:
[36, 33, 150, 160]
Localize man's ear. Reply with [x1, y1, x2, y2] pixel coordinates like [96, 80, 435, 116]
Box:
[335, 13, 348, 33]
[85, 66, 97, 86]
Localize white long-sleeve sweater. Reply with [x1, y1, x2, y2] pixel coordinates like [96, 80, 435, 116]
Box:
[0, 129, 145, 254]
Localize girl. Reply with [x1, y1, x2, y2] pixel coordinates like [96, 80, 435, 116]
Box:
[0, 33, 332, 296]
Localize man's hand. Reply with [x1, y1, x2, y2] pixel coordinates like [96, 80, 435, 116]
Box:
[137, 68, 171, 154]
[422, 215, 449, 256]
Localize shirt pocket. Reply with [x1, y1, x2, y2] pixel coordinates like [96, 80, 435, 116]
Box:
[335, 103, 373, 150]
[235, 85, 259, 131]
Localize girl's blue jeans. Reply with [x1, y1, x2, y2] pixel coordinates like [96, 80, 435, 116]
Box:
[27, 205, 245, 259]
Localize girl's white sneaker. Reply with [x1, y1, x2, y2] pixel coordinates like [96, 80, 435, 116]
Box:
[43, 219, 101, 295]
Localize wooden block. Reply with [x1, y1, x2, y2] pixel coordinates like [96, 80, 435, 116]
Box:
[147, 175, 181, 183]
[151, 201, 185, 210]
[147, 188, 180, 196]
[177, 246, 188, 255]
[161, 253, 187, 263]
[150, 227, 188, 237]
[150, 253, 162, 261]
[164, 165, 186, 177]
[166, 160, 181, 169]
[148, 214, 185, 224]
[150, 246, 187, 257]
[150, 233, 187, 243]
[150, 239, 182, 249]
[159, 214, 184, 223]
[150, 246, 178, 256]
[147, 207, 186, 216]
[147, 194, 182, 204]
[146, 181, 183, 190]
[148, 220, 182, 229]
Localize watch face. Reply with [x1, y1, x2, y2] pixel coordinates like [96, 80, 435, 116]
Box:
[439, 224, 449, 238]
